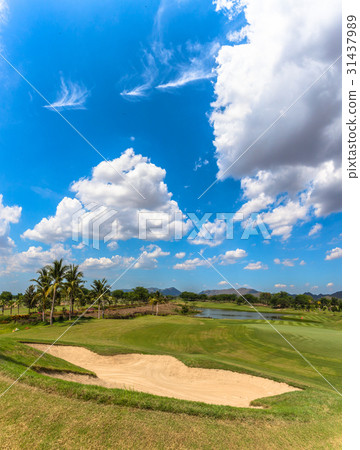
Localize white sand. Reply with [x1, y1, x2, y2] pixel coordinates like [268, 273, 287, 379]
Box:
[28, 344, 299, 408]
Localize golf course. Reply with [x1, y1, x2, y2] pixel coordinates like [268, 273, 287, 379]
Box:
[0, 306, 341, 448]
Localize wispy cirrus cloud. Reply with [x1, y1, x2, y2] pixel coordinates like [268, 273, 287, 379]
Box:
[120, 53, 158, 99]
[156, 68, 215, 90]
[44, 77, 89, 111]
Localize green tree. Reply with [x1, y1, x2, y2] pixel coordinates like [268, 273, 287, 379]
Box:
[65, 264, 84, 320]
[47, 259, 69, 325]
[180, 291, 198, 301]
[0, 291, 12, 314]
[23, 285, 37, 313]
[132, 286, 149, 303]
[149, 290, 164, 315]
[91, 278, 111, 319]
[259, 292, 272, 305]
[32, 267, 52, 322]
[112, 290, 125, 305]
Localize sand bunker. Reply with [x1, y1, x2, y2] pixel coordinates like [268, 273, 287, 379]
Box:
[28, 344, 299, 408]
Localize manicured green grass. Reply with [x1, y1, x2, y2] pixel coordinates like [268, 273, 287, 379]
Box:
[0, 309, 341, 448]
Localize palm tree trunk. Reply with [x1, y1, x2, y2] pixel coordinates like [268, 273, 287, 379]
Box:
[156, 302, 159, 316]
[50, 287, 56, 325]
[42, 306, 45, 322]
[17, 303, 20, 314]
[98, 302, 101, 319]
[69, 295, 72, 321]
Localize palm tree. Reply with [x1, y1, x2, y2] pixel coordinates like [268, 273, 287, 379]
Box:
[65, 264, 84, 320]
[91, 278, 111, 319]
[31, 267, 52, 322]
[149, 290, 164, 315]
[23, 285, 37, 314]
[47, 259, 69, 325]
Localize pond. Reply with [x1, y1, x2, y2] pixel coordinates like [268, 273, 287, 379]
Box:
[195, 308, 283, 321]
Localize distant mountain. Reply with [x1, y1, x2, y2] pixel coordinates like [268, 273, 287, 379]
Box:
[199, 287, 260, 297]
[303, 291, 342, 300]
[147, 287, 182, 296]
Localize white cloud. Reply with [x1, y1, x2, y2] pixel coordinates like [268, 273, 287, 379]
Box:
[0, 243, 71, 275]
[175, 252, 186, 259]
[191, 218, 228, 247]
[44, 77, 89, 110]
[237, 193, 273, 219]
[134, 245, 169, 269]
[193, 157, 209, 171]
[309, 223, 323, 236]
[0, 194, 22, 253]
[325, 247, 342, 261]
[107, 241, 118, 251]
[79, 245, 169, 272]
[300, 260, 306, 266]
[157, 69, 215, 90]
[22, 197, 82, 243]
[219, 248, 247, 265]
[22, 149, 188, 244]
[173, 248, 246, 270]
[274, 257, 304, 267]
[327, 282, 334, 288]
[213, 0, 243, 19]
[120, 52, 158, 98]
[173, 256, 215, 271]
[79, 254, 135, 271]
[211, 0, 341, 233]
[244, 261, 267, 270]
[218, 280, 228, 285]
[258, 199, 308, 240]
[274, 283, 287, 288]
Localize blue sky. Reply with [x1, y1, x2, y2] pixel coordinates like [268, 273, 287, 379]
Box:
[0, 0, 342, 294]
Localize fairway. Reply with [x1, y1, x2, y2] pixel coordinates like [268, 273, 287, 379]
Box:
[0, 309, 341, 448]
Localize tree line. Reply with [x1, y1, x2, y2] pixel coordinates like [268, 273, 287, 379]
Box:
[0, 259, 167, 324]
[179, 291, 342, 311]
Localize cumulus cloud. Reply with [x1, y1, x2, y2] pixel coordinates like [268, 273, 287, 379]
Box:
[274, 283, 286, 288]
[0, 243, 71, 275]
[44, 77, 89, 110]
[219, 248, 247, 265]
[309, 223, 323, 236]
[173, 248, 246, 270]
[244, 261, 267, 270]
[134, 245, 170, 269]
[327, 282, 334, 288]
[213, 0, 243, 19]
[107, 241, 118, 251]
[0, 194, 22, 253]
[22, 197, 82, 243]
[274, 258, 301, 267]
[79, 255, 135, 271]
[79, 245, 169, 272]
[173, 256, 215, 271]
[218, 280, 228, 285]
[22, 149, 188, 244]
[325, 247, 342, 261]
[210, 0, 341, 236]
[191, 218, 228, 247]
[258, 199, 308, 240]
[175, 252, 186, 259]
